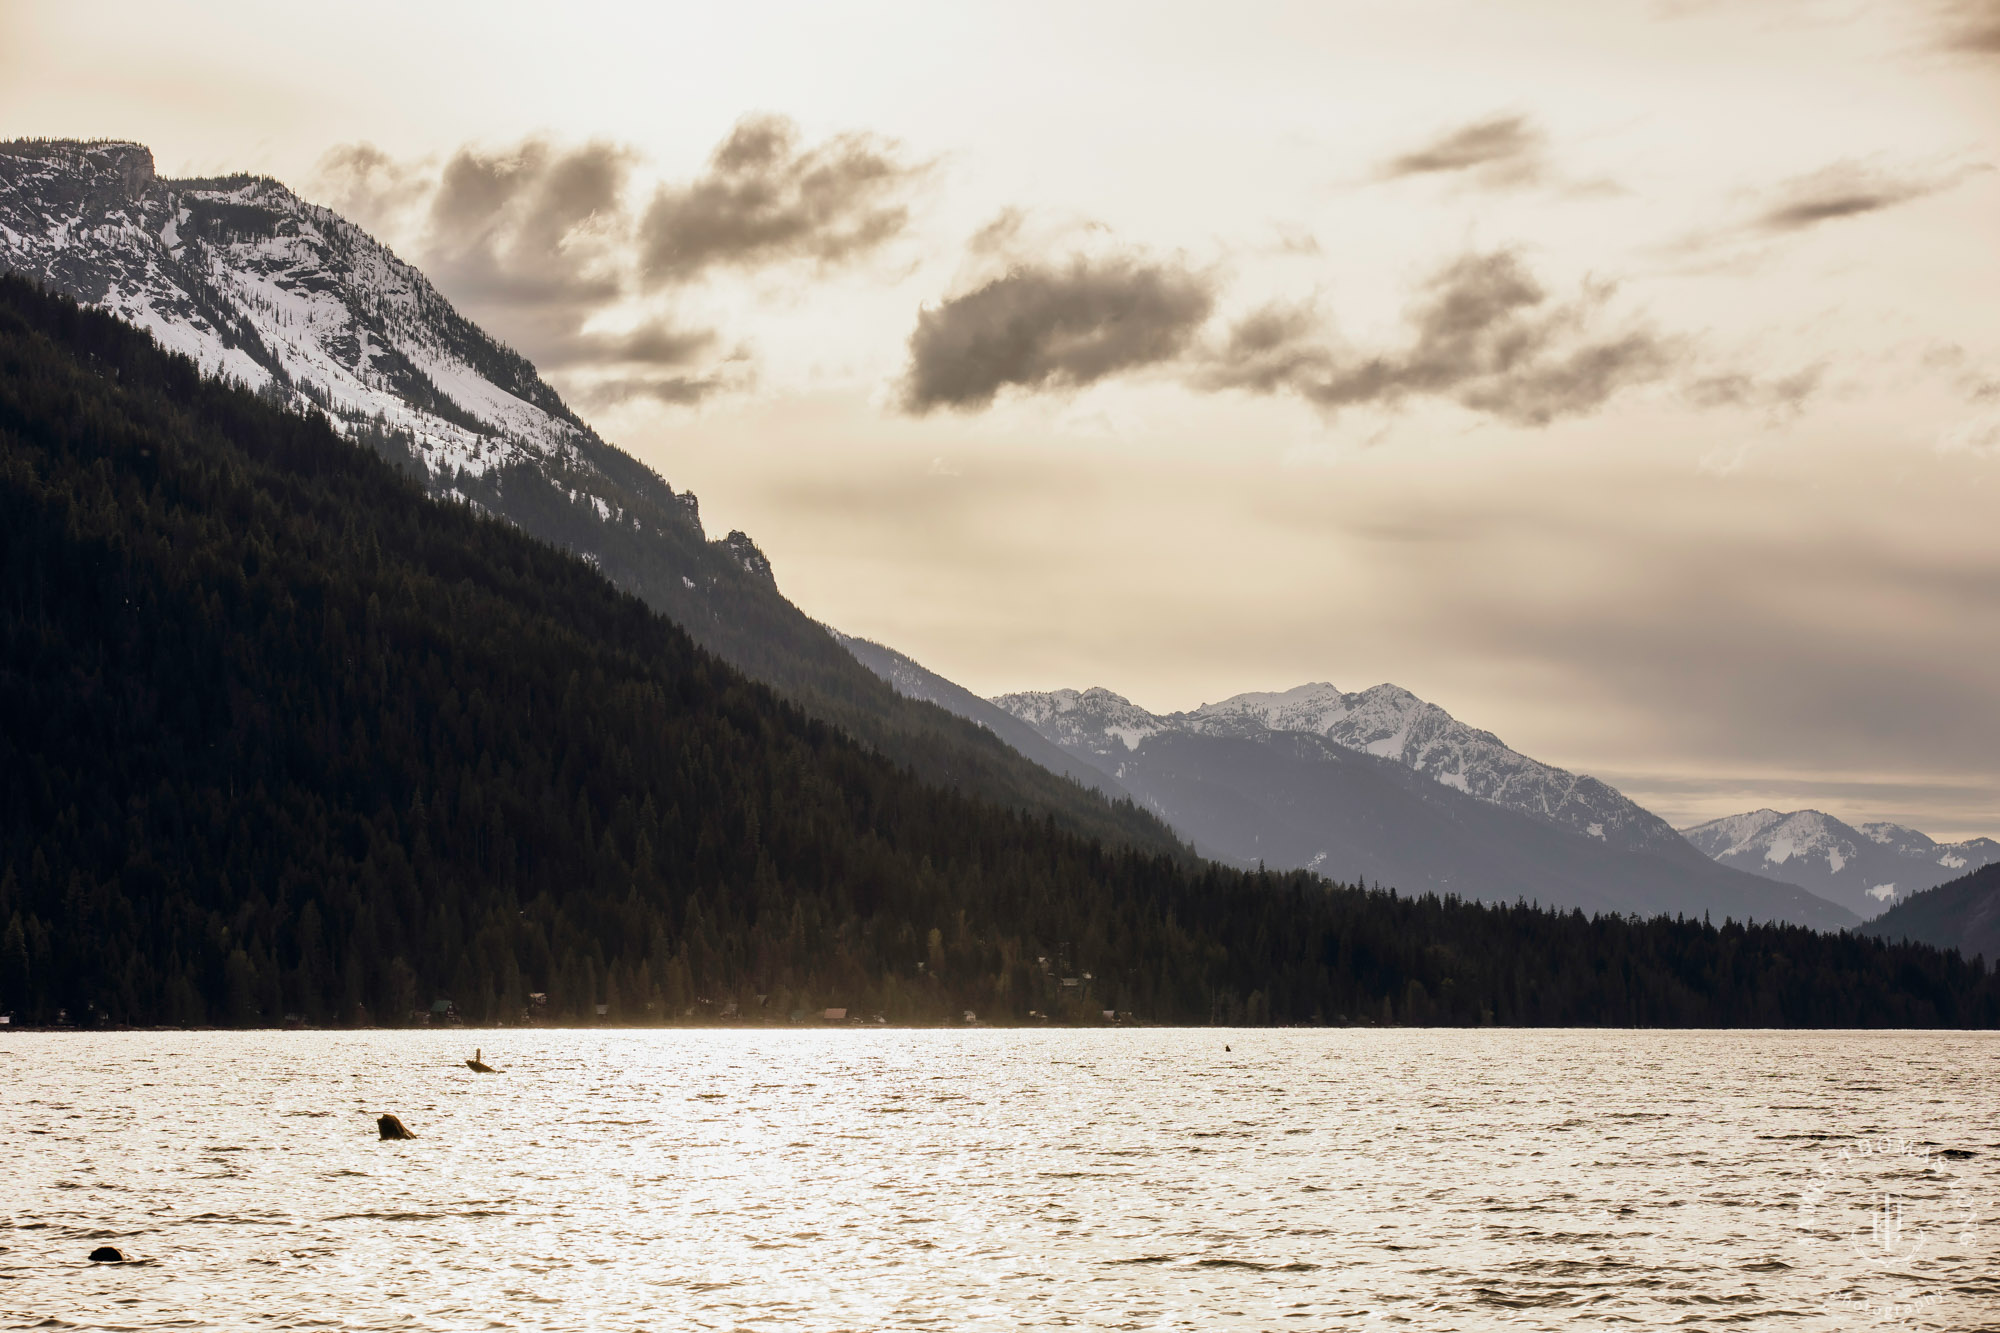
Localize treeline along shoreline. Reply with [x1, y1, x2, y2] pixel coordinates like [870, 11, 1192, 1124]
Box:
[3, 275, 1996, 1031]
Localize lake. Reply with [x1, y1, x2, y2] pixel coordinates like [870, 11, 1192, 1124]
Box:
[4, 1030, 1994, 1330]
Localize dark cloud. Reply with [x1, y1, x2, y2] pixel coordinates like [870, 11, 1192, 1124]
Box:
[312, 142, 431, 233]
[1751, 161, 1950, 234]
[570, 371, 739, 409]
[1455, 334, 1672, 425]
[1204, 253, 1675, 426]
[1660, 158, 1982, 261]
[1938, 2, 2000, 55]
[533, 318, 715, 370]
[315, 139, 647, 374]
[1685, 366, 1823, 418]
[399, 139, 700, 383]
[904, 247, 1682, 426]
[1380, 115, 1547, 188]
[967, 208, 1029, 256]
[637, 114, 923, 285]
[1921, 342, 2000, 403]
[1199, 302, 1338, 394]
[312, 117, 919, 405]
[423, 138, 631, 311]
[900, 257, 1216, 412]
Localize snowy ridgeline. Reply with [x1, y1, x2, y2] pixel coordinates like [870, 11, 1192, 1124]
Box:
[993, 681, 1682, 856]
[0, 140, 610, 498]
[1680, 808, 2000, 918]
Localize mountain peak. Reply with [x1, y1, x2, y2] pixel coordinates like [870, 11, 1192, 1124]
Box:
[1859, 820, 1931, 849]
[998, 678, 1684, 856]
[1078, 686, 1140, 708]
[988, 687, 1164, 753]
[1, 138, 602, 484]
[722, 530, 774, 584]
[2, 138, 156, 217]
[1680, 808, 2000, 919]
[984, 672, 1850, 925]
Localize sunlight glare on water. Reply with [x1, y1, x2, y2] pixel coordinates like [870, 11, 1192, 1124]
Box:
[4, 1029, 1995, 1330]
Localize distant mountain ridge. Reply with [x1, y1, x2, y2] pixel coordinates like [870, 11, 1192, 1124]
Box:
[967, 682, 1855, 927]
[1680, 808, 2000, 921]
[0, 139, 1924, 933]
[0, 137, 1183, 856]
[1004, 681, 1687, 858]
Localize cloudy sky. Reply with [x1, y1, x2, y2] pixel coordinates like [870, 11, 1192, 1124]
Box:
[5, 0, 1998, 836]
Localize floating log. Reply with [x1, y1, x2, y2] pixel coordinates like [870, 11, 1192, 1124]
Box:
[377, 1114, 416, 1140]
[88, 1246, 125, 1263]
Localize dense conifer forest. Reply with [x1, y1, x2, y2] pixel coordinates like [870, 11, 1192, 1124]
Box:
[2, 275, 1996, 1030]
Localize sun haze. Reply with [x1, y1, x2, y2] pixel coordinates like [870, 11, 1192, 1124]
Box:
[2, 0, 1995, 835]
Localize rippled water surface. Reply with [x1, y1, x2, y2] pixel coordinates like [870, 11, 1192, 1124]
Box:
[4, 1030, 1996, 1330]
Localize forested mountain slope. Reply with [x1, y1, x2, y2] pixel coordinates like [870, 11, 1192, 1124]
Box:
[1860, 863, 2000, 966]
[2, 278, 1991, 1028]
[0, 137, 1179, 857]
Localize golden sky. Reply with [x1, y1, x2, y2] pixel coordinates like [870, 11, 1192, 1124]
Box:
[5, 0, 1998, 835]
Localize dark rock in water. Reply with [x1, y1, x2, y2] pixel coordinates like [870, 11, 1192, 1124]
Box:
[465, 1047, 498, 1073]
[377, 1114, 416, 1140]
[89, 1246, 125, 1262]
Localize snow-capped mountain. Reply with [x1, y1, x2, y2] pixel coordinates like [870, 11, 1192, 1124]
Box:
[1196, 682, 1686, 854]
[1, 140, 601, 485]
[1680, 809, 2000, 921]
[981, 683, 1854, 927]
[998, 682, 1686, 857]
[0, 141, 817, 692]
[0, 138, 1182, 858]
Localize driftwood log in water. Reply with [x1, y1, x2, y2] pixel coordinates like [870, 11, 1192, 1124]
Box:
[88, 1247, 125, 1262]
[377, 1114, 417, 1140]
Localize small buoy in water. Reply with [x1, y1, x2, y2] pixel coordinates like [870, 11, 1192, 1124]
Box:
[465, 1047, 497, 1073]
[88, 1246, 125, 1263]
[377, 1114, 417, 1140]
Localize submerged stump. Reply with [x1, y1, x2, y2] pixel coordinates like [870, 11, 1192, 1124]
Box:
[377, 1114, 417, 1140]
